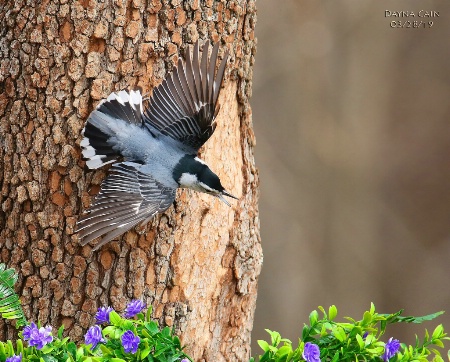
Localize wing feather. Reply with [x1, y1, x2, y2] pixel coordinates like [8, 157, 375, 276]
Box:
[213, 50, 228, 106]
[76, 162, 176, 250]
[200, 40, 210, 109]
[207, 42, 219, 107]
[142, 39, 228, 151]
[175, 59, 196, 114]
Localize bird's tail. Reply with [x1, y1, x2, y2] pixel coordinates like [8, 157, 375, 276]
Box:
[80, 90, 143, 169]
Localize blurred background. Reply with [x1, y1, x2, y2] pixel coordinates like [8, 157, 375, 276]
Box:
[252, 0, 450, 353]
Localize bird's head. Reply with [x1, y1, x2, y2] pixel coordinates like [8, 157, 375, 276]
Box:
[175, 156, 237, 206]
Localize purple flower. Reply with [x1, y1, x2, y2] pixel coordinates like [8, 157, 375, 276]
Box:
[85, 325, 105, 350]
[22, 322, 37, 340]
[124, 300, 146, 318]
[23, 323, 53, 350]
[302, 342, 321, 362]
[96, 306, 114, 324]
[6, 354, 22, 362]
[121, 330, 140, 354]
[382, 337, 401, 361]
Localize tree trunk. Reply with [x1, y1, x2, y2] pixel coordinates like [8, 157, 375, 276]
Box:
[0, 0, 261, 360]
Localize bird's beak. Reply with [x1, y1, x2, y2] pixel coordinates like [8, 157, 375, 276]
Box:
[216, 190, 238, 207]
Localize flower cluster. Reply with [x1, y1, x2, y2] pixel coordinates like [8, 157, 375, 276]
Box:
[382, 337, 401, 361]
[84, 300, 146, 353]
[124, 299, 146, 318]
[85, 325, 105, 350]
[22, 322, 53, 350]
[5, 354, 22, 362]
[302, 342, 321, 362]
[121, 330, 141, 354]
[95, 306, 114, 324]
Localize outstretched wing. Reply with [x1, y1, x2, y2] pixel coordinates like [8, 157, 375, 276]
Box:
[76, 162, 176, 250]
[142, 40, 228, 152]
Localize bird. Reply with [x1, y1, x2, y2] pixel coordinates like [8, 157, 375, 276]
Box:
[76, 40, 237, 250]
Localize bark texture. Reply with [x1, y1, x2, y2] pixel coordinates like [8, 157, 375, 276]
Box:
[0, 0, 261, 360]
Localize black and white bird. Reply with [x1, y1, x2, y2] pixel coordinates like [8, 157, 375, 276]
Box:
[76, 40, 236, 250]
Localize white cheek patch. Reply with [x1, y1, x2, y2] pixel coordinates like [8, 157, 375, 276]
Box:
[179, 173, 198, 188]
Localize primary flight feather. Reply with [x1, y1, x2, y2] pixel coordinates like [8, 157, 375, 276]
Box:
[76, 40, 236, 250]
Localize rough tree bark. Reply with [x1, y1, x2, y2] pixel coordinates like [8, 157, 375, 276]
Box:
[0, 0, 261, 360]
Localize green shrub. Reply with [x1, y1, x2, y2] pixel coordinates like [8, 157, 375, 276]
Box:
[251, 304, 450, 362]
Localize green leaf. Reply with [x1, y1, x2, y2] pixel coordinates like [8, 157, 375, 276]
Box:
[66, 341, 77, 358]
[329, 305, 338, 321]
[424, 329, 430, 343]
[258, 340, 270, 353]
[145, 321, 160, 335]
[302, 325, 309, 340]
[122, 320, 134, 331]
[332, 326, 346, 342]
[103, 326, 122, 339]
[58, 325, 65, 339]
[309, 310, 319, 326]
[173, 335, 181, 348]
[432, 324, 444, 339]
[280, 338, 292, 345]
[318, 306, 327, 318]
[145, 305, 153, 322]
[380, 320, 387, 334]
[42, 356, 58, 362]
[362, 311, 372, 325]
[356, 334, 364, 350]
[109, 311, 122, 326]
[331, 351, 340, 362]
[99, 344, 113, 355]
[320, 323, 327, 337]
[385, 311, 444, 325]
[259, 350, 271, 362]
[276, 345, 293, 358]
[268, 330, 281, 347]
[0, 263, 28, 328]
[40, 344, 55, 354]
[141, 346, 151, 359]
[0, 343, 6, 360]
[16, 339, 23, 354]
[76, 346, 85, 359]
[365, 333, 375, 345]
